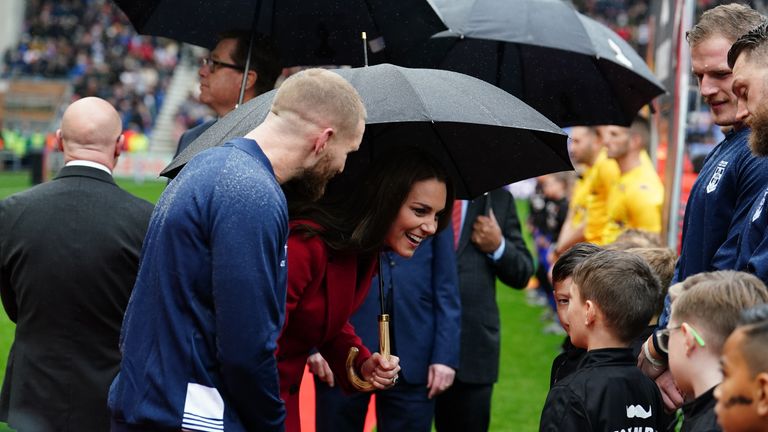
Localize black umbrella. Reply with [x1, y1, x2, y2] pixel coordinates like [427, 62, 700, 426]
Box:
[404, 0, 665, 127]
[161, 64, 571, 199]
[113, 0, 446, 68]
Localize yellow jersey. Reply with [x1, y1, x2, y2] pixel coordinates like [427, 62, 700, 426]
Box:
[583, 150, 621, 244]
[568, 164, 595, 228]
[602, 159, 665, 244]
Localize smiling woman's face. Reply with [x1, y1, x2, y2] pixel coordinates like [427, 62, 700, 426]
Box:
[384, 178, 446, 258]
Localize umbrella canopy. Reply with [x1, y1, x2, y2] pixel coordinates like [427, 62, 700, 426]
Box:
[404, 0, 665, 127]
[113, 0, 446, 67]
[162, 64, 571, 199]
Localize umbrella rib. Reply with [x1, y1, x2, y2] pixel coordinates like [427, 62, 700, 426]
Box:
[392, 67, 432, 120]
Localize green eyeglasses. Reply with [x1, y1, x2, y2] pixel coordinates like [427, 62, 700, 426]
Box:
[655, 323, 706, 354]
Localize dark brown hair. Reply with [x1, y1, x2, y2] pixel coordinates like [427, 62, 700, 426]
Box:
[727, 20, 768, 69]
[737, 304, 768, 375]
[552, 243, 603, 284]
[219, 30, 282, 96]
[572, 249, 660, 343]
[291, 147, 454, 254]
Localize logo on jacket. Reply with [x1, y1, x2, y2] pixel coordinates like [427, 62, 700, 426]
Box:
[706, 160, 728, 193]
[753, 189, 768, 223]
[626, 404, 653, 419]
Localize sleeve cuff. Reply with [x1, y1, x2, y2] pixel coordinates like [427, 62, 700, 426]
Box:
[487, 238, 506, 261]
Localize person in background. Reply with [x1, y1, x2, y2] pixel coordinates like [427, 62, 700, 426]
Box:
[601, 117, 664, 245]
[311, 226, 461, 432]
[0, 97, 154, 431]
[553, 126, 601, 257]
[624, 247, 677, 358]
[582, 126, 621, 245]
[174, 31, 281, 158]
[435, 187, 534, 432]
[529, 173, 571, 333]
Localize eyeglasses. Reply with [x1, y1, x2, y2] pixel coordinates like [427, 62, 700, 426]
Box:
[201, 57, 244, 73]
[655, 323, 706, 354]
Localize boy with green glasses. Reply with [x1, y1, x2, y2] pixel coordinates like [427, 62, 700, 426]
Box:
[665, 271, 768, 432]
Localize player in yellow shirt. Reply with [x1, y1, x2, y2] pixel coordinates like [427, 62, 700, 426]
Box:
[601, 117, 664, 244]
[554, 126, 602, 256]
[582, 129, 621, 245]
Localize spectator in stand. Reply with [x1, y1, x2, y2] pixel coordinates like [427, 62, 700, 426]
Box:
[2, 0, 181, 136]
[173, 31, 281, 158]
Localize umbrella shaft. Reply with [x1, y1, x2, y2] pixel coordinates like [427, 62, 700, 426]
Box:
[379, 314, 390, 360]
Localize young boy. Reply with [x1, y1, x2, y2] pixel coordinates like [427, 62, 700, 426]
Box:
[665, 271, 768, 432]
[716, 304, 768, 432]
[549, 242, 603, 387]
[540, 249, 665, 431]
[626, 247, 677, 358]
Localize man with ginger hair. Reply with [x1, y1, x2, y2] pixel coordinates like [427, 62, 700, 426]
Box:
[0, 97, 154, 431]
[109, 68, 366, 431]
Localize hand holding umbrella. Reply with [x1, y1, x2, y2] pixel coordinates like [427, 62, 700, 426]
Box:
[346, 256, 399, 391]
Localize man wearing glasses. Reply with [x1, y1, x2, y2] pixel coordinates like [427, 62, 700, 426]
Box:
[174, 31, 282, 158]
[661, 271, 768, 432]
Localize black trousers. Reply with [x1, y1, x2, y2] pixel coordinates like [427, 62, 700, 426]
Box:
[434, 379, 493, 432]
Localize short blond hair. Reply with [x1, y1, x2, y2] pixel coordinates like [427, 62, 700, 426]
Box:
[611, 229, 662, 249]
[673, 271, 768, 354]
[271, 68, 366, 139]
[627, 247, 677, 315]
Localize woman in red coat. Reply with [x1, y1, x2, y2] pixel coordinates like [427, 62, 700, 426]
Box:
[277, 148, 454, 431]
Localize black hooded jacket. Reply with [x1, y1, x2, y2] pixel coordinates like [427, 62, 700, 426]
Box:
[540, 348, 665, 432]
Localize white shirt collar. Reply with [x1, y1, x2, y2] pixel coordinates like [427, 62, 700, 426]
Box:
[65, 160, 112, 175]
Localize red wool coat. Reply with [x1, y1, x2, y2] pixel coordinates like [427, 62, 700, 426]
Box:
[276, 220, 378, 431]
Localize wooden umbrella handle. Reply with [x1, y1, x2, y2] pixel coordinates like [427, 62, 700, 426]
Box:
[346, 314, 390, 391]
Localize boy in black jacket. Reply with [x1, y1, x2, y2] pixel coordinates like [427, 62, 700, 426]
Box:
[540, 249, 665, 432]
[549, 243, 603, 387]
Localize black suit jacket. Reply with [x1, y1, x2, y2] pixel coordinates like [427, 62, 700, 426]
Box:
[455, 188, 534, 384]
[0, 165, 153, 431]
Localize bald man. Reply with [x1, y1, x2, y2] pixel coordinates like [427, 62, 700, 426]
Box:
[109, 69, 366, 432]
[0, 97, 154, 432]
